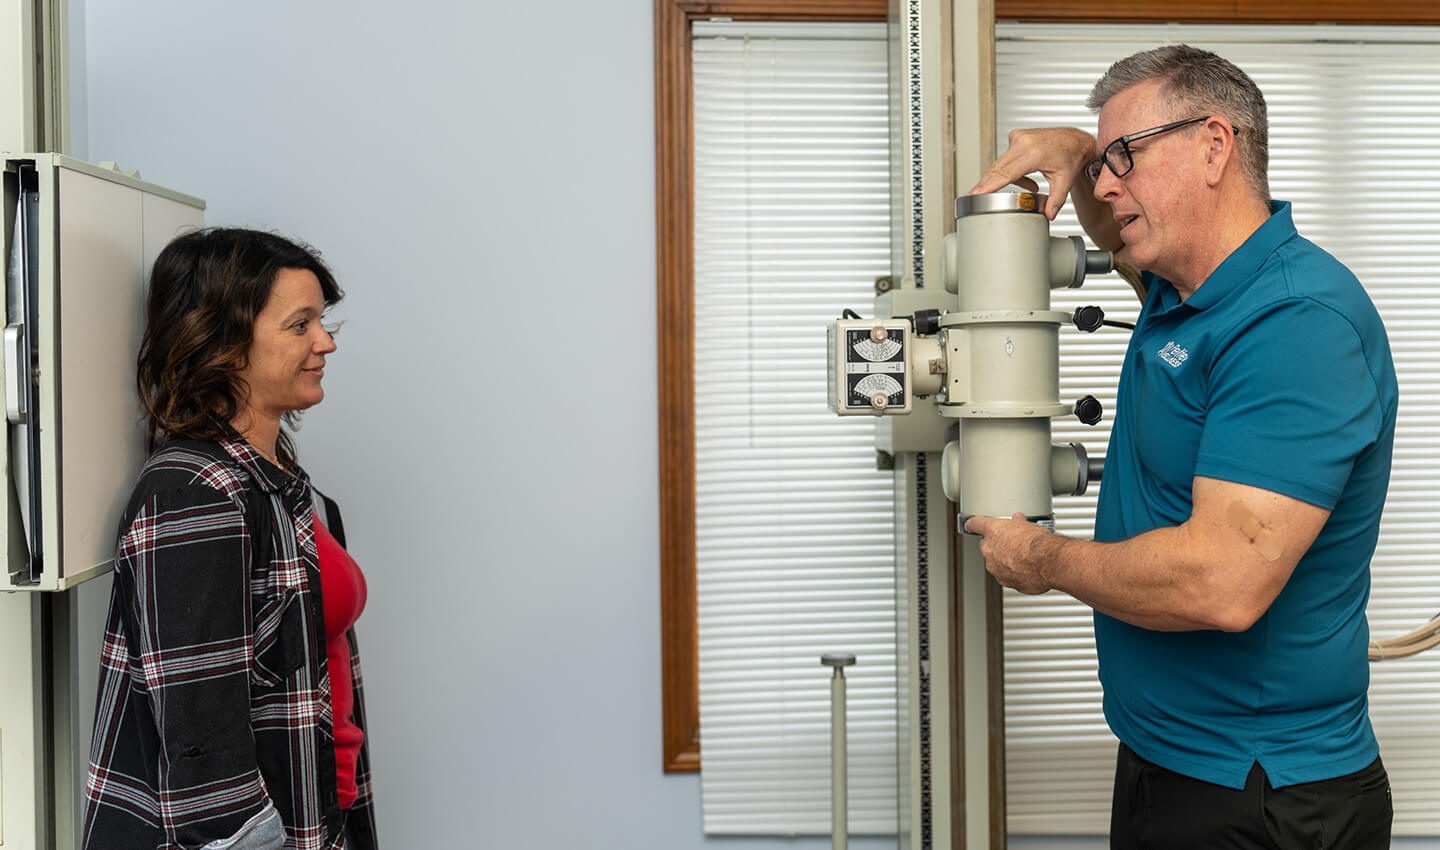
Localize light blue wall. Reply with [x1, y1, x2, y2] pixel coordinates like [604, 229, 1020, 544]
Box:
[73, 1, 888, 847]
[69, 3, 1437, 848]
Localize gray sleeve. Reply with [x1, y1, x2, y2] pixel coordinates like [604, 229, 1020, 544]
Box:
[199, 804, 285, 850]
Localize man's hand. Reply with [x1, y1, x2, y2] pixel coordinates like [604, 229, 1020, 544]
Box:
[964, 512, 1061, 595]
[968, 127, 1097, 220]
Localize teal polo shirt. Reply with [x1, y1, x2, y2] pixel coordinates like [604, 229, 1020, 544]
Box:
[1093, 201, 1398, 789]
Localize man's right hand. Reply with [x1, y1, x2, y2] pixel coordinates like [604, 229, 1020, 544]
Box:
[968, 127, 1097, 220]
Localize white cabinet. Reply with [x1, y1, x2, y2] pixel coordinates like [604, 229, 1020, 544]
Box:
[2, 154, 203, 590]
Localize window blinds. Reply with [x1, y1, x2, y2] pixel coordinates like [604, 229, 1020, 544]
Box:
[692, 21, 898, 835]
[997, 23, 1440, 836]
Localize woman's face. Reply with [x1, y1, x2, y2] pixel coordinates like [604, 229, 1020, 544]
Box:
[236, 267, 337, 420]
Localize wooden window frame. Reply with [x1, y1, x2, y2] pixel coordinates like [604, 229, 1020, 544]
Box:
[655, 0, 1440, 774]
[654, 0, 890, 774]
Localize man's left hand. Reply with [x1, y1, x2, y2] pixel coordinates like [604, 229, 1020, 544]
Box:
[964, 513, 1059, 595]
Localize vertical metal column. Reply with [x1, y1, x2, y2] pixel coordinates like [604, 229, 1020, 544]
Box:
[884, 0, 1001, 848]
[950, 3, 1004, 849]
[885, 1, 960, 847]
[889, 450, 957, 850]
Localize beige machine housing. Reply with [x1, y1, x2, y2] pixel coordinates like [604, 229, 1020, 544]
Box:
[827, 191, 1112, 523]
[2, 153, 205, 590]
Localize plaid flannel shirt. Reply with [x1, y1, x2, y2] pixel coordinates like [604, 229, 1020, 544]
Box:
[83, 438, 378, 850]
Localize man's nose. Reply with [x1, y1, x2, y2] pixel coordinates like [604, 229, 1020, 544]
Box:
[1092, 164, 1122, 200]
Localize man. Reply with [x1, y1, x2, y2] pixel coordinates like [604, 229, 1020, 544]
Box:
[967, 45, 1396, 848]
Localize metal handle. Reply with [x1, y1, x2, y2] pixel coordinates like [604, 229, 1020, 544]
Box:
[821, 652, 856, 850]
[5, 323, 26, 423]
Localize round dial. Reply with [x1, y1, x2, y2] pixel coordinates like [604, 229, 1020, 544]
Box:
[852, 337, 902, 362]
[853, 374, 903, 399]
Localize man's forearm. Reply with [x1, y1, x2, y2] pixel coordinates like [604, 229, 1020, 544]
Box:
[973, 478, 1323, 635]
[1041, 525, 1259, 633]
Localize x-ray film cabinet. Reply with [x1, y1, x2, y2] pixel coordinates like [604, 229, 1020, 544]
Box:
[2, 153, 204, 592]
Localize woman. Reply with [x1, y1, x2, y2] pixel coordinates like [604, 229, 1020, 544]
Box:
[83, 228, 377, 850]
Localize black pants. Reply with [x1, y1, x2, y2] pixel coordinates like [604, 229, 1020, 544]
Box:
[1111, 743, 1392, 850]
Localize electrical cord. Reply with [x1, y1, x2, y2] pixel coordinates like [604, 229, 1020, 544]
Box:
[1369, 614, 1440, 660]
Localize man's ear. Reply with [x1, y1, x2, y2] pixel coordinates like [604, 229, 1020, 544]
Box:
[1203, 117, 1237, 187]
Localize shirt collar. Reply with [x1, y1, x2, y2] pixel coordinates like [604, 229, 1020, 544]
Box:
[218, 433, 310, 494]
[1164, 200, 1296, 313]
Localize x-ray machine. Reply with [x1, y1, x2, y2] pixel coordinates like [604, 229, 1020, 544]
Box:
[828, 3, 1113, 847]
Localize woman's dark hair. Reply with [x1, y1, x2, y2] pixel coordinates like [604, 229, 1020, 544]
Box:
[137, 227, 343, 467]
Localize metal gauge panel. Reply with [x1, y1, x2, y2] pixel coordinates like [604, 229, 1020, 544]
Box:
[828, 319, 911, 415]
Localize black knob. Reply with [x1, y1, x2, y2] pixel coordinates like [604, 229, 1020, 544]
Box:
[1075, 395, 1103, 425]
[913, 308, 941, 336]
[1073, 305, 1105, 333]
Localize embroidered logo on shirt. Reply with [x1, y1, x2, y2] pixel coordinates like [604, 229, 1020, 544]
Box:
[1157, 340, 1189, 368]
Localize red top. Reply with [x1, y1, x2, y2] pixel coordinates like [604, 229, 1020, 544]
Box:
[314, 511, 367, 810]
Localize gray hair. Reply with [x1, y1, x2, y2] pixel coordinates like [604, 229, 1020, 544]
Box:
[1087, 44, 1270, 199]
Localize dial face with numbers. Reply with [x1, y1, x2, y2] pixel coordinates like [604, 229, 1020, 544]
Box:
[854, 373, 903, 400]
[852, 336, 902, 362]
[845, 327, 905, 409]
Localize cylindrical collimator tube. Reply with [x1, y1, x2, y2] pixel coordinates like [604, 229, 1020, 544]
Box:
[948, 194, 1063, 521]
[953, 207, 1050, 311]
[958, 417, 1053, 518]
[964, 322, 1060, 404]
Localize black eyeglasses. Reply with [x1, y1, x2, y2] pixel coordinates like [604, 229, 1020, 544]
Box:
[1085, 116, 1229, 183]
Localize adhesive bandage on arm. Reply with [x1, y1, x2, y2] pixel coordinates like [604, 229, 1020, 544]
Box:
[1226, 500, 1283, 561]
[1217, 502, 1440, 661]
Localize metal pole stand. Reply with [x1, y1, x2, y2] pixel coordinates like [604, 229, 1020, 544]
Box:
[821, 652, 857, 850]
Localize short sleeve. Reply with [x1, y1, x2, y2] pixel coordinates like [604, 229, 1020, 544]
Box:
[1195, 299, 1383, 509]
